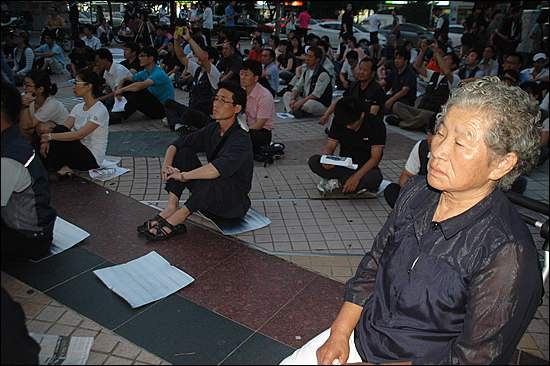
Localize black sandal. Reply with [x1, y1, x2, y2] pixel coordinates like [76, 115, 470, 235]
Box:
[144, 220, 187, 241]
[137, 214, 165, 234]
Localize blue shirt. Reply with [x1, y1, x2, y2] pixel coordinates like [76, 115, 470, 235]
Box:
[347, 176, 542, 364]
[384, 64, 417, 105]
[225, 5, 235, 27]
[35, 43, 65, 67]
[132, 65, 174, 105]
[264, 62, 279, 93]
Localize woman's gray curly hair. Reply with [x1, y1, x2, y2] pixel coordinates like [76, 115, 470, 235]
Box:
[435, 77, 541, 190]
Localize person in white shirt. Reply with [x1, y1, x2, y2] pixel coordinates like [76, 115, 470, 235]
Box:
[521, 53, 549, 84]
[19, 69, 69, 142]
[366, 8, 380, 43]
[95, 48, 132, 111]
[202, 1, 213, 46]
[39, 69, 110, 180]
[82, 25, 102, 51]
[477, 45, 499, 77]
[339, 50, 360, 90]
[97, 18, 112, 45]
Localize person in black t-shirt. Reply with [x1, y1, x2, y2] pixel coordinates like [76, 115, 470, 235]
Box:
[310, 97, 385, 197]
[161, 39, 183, 83]
[120, 42, 143, 74]
[319, 57, 385, 131]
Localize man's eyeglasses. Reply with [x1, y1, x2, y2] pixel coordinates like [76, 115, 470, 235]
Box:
[212, 96, 236, 105]
[138, 54, 150, 58]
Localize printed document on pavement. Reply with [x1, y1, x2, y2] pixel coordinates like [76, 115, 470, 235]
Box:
[29, 333, 94, 365]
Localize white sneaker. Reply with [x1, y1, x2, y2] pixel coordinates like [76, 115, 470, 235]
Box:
[317, 179, 340, 196]
[162, 117, 169, 126]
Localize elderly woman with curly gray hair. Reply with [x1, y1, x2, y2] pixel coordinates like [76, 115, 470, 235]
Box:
[281, 77, 544, 365]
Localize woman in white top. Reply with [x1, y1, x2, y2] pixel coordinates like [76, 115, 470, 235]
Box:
[20, 69, 69, 143]
[39, 69, 110, 181]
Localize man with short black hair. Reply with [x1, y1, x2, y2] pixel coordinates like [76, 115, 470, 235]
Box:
[120, 42, 143, 74]
[261, 48, 279, 94]
[429, 6, 449, 41]
[68, 40, 94, 78]
[81, 24, 101, 51]
[309, 96, 385, 197]
[34, 30, 66, 74]
[161, 38, 183, 82]
[283, 46, 332, 118]
[217, 40, 243, 83]
[501, 52, 530, 85]
[112, 46, 174, 124]
[477, 45, 499, 77]
[95, 48, 132, 111]
[164, 26, 220, 135]
[379, 47, 417, 111]
[392, 40, 460, 130]
[240, 59, 275, 157]
[339, 50, 359, 90]
[454, 49, 484, 83]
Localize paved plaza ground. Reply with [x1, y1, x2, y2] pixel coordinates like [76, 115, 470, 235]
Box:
[2, 37, 548, 364]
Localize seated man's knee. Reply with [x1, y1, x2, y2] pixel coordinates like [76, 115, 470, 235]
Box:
[36, 122, 55, 135]
[308, 154, 322, 170]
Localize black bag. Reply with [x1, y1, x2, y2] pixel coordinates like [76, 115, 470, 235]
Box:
[255, 142, 285, 167]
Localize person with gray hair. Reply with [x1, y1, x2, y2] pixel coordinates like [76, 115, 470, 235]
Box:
[281, 76, 543, 365]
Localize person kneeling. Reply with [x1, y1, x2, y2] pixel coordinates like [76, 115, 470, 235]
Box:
[309, 97, 385, 197]
[138, 81, 253, 240]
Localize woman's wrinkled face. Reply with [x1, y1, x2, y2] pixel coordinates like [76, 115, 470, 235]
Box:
[428, 106, 500, 194]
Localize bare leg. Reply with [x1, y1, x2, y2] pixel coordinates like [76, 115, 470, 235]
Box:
[57, 165, 74, 175]
[148, 199, 191, 235]
[148, 191, 182, 234]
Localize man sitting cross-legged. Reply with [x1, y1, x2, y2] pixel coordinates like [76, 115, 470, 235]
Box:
[110, 46, 174, 124]
[138, 81, 253, 241]
[283, 45, 332, 118]
[163, 26, 220, 135]
[239, 59, 275, 158]
[309, 97, 386, 197]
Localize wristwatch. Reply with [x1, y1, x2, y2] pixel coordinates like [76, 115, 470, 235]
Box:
[181, 172, 188, 182]
[47, 133, 52, 141]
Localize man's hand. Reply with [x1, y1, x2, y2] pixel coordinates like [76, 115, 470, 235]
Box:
[40, 142, 50, 158]
[343, 173, 361, 193]
[322, 164, 335, 170]
[291, 99, 303, 111]
[316, 332, 351, 365]
[385, 99, 394, 111]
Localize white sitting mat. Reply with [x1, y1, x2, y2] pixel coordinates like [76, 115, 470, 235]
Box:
[31, 217, 90, 262]
[195, 207, 271, 235]
[93, 251, 194, 308]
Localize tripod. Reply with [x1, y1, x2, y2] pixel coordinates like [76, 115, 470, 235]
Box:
[134, 17, 154, 45]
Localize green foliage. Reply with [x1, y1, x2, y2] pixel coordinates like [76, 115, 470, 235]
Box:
[398, 1, 433, 28]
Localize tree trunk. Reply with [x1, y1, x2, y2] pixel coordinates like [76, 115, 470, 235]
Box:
[275, 2, 282, 37]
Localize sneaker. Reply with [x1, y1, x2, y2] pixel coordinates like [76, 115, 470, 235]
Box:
[161, 117, 169, 127]
[317, 179, 340, 197]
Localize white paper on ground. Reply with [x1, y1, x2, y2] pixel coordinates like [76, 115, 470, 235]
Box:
[276, 112, 295, 119]
[89, 166, 131, 181]
[31, 217, 90, 262]
[320, 155, 358, 170]
[29, 333, 94, 365]
[111, 96, 127, 112]
[93, 251, 195, 308]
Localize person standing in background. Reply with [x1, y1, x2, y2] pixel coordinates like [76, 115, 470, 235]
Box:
[366, 7, 380, 43]
[297, 7, 311, 41]
[69, 0, 80, 41]
[390, 8, 400, 40]
[341, 3, 354, 38]
[202, 1, 213, 46]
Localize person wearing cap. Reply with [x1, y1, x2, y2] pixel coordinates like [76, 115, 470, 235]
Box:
[34, 30, 66, 75]
[521, 53, 549, 86]
[11, 29, 34, 85]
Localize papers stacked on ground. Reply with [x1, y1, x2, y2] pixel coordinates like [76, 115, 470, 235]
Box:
[93, 251, 194, 308]
[89, 166, 131, 182]
[276, 112, 295, 119]
[29, 333, 94, 365]
[320, 155, 358, 170]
